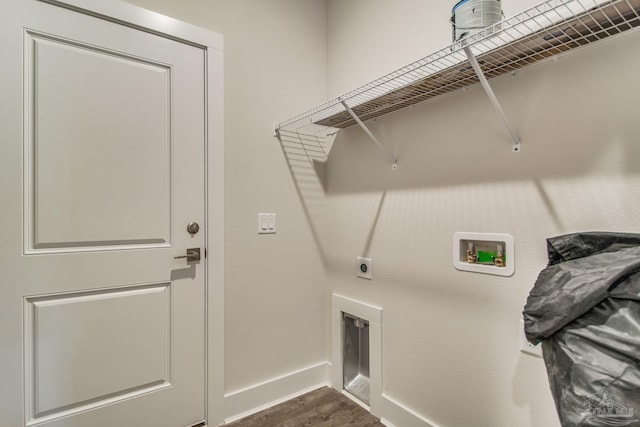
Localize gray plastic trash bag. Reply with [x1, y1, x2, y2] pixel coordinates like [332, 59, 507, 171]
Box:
[523, 232, 640, 427]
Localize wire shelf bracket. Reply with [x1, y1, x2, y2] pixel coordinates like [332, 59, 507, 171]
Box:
[340, 99, 398, 170]
[462, 45, 522, 152]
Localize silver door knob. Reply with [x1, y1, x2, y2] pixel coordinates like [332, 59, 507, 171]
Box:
[174, 248, 201, 262]
[187, 222, 200, 235]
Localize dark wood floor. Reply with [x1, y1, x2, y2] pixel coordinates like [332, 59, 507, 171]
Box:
[224, 386, 384, 427]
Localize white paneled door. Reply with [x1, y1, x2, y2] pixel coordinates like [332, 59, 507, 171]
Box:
[1, 1, 207, 426]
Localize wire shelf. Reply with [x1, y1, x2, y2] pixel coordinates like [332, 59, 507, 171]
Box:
[277, 0, 640, 149]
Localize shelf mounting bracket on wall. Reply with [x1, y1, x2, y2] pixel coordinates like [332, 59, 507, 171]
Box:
[340, 99, 398, 170]
[463, 45, 521, 153]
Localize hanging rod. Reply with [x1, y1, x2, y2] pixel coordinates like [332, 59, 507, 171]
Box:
[462, 45, 521, 152]
[340, 99, 398, 170]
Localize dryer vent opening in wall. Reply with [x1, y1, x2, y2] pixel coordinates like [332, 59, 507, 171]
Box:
[343, 313, 370, 405]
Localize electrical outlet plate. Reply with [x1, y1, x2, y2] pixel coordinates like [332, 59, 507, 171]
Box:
[357, 257, 372, 280]
[519, 320, 543, 358]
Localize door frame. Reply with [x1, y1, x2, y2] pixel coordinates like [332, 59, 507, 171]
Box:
[32, 0, 225, 425]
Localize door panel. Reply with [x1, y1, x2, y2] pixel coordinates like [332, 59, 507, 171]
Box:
[26, 33, 171, 250]
[25, 284, 171, 418]
[0, 1, 207, 426]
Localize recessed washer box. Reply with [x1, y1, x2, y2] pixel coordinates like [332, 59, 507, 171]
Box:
[453, 232, 514, 277]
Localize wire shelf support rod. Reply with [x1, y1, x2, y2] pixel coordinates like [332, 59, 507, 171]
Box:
[463, 45, 522, 152]
[340, 99, 398, 170]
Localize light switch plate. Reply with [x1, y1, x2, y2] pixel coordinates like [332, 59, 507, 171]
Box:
[258, 213, 276, 234]
[357, 257, 372, 280]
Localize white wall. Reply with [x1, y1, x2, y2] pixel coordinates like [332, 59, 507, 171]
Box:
[116, 1, 640, 426]
[328, 0, 540, 97]
[326, 1, 640, 427]
[123, 0, 329, 405]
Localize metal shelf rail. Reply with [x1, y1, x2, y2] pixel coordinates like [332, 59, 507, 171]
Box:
[275, 0, 640, 168]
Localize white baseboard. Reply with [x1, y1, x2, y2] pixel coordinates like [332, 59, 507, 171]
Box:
[379, 393, 441, 427]
[223, 362, 330, 423]
[223, 361, 441, 427]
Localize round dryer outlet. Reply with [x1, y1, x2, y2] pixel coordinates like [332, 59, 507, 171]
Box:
[356, 257, 372, 280]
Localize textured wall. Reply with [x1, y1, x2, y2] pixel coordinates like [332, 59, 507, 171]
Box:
[327, 0, 541, 97]
[118, 1, 640, 425]
[123, 0, 329, 394]
[326, 1, 640, 426]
